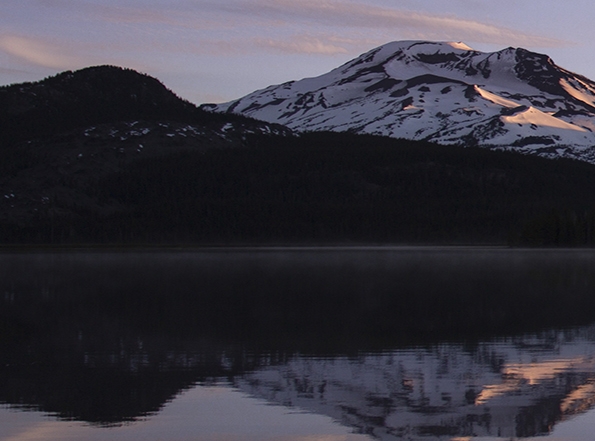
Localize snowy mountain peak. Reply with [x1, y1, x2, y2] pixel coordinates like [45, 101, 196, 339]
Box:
[449, 41, 475, 51]
[357, 40, 477, 62]
[204, 41, 595, 163]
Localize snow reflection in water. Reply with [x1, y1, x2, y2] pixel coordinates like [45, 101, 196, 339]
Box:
[235, 327, 595, 440]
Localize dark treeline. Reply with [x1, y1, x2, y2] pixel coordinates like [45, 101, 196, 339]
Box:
[2, 131, 595, 245]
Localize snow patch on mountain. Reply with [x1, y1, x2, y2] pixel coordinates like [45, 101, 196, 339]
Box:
[501, 106, 587, 132]
[474, 85, 520, 108]
[204, 40, 595, 163]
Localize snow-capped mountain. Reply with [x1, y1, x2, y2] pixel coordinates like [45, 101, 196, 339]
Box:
[205, 41, 595, 163]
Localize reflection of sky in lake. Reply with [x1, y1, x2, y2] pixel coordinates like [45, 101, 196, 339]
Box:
[0, 386, 370, 441]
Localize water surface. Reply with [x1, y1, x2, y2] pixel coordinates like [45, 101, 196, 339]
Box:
[2, 247, 595, 440]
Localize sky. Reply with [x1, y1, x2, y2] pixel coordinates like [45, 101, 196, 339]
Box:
[1, 1, 595, 105]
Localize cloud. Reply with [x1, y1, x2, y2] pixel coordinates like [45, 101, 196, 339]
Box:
[169, 33, 372, 57]
[0, 35, 82, 69]
[35, 0, 231, 31]
[35, 0, 173, 25]
[0, 33, 151, 74]
[24, 1, 569, 63]
[187, 39, 246, 56]
[208, 0, 568, 48]
[255, 36, 350, 55]
[26, 0, 571, 53]
[0, 65, 34, 76]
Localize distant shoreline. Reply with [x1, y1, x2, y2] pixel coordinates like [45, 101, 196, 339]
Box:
[2, 242, 593, 252]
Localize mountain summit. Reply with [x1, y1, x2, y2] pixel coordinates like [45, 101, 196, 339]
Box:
[205, 41, 595, 163]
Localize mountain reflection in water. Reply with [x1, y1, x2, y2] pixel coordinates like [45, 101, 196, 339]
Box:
[235, 327, 595, 439]
[2, 248, 595, 440]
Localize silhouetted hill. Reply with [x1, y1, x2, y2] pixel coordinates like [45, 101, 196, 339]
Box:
[0, 66, 179, 144]
[0, 65, 285, 146]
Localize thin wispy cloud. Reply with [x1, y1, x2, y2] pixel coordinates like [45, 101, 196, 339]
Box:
[2, 0, 583, 103]
[0, 65, 35, 76]
[0, 35, 82, 69]
[22, 0, 570, 62]
[255, 36, 349, 55]
[0, 33, 150, 73]
[34, 0, 567, 49]
[35, 0, 176, 26]
[35, 0, 236, 31]
[207, 0, 568, 48]
[168, 32, 376, 57]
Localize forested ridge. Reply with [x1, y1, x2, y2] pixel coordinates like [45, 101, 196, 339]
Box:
[2, 131, 595, 245]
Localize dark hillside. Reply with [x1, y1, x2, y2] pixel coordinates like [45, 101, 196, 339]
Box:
[88, 133, 595, 245]
[0, 65, 258, 146]
[0, 65, 291, 235]
[2, 131, 595, 245]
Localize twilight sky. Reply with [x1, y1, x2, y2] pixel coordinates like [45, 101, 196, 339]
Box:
[1, 1, 594, 105]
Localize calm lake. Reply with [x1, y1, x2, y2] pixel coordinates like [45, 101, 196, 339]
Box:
[2, 247, 595, 440]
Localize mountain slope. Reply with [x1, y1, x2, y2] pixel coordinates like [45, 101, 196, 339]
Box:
[205, 41, 595, 163]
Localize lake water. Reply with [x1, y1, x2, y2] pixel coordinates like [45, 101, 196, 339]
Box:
[2, 247, 595, 440]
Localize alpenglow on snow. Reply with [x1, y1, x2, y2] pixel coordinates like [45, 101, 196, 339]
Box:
[204, 41, 595, 163]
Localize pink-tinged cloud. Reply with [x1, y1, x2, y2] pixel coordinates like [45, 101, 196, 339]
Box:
[36, 0, 174, 25]
[0, 35, 82, 69]
[183, 33, 375, 57]
[0, 33, 152, 74]
[211, 0, 568, 48]
[35, 0, 234, 31]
